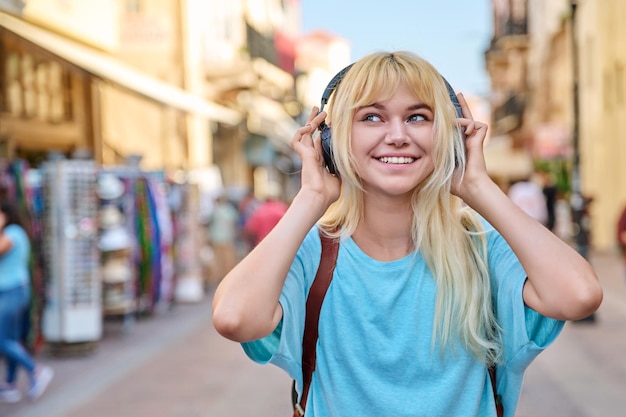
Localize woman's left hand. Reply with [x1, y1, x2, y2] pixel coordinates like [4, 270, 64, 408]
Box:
[450, 92, 491, 202]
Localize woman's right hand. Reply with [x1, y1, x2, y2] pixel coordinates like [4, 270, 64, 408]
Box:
[291, 107, 341, 215]
[213, 108, 342, 342]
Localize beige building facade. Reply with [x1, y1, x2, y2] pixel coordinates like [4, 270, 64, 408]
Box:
[488, 0, 626, 250]
[576, 0, 626, 250]
[1, 0, 307, 203]
[525, 0, 626, 250]
[1, 0, 241, 173]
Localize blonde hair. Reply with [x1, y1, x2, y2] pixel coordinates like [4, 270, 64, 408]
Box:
[318, 51, 501, 364]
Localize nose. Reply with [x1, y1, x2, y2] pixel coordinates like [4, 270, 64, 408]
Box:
[384, 119, 409, 146]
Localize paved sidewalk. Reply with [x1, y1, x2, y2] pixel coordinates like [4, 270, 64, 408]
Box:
[516, 250, 626, 417]
[0, 296, 293, 417]
[1, 250, 625, 417]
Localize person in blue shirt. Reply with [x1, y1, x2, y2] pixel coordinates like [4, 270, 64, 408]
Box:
[0, 202, 53, 403]
[212, 51, 602, 417]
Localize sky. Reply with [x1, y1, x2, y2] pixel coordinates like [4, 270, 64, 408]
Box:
[300, 0, 493, 98]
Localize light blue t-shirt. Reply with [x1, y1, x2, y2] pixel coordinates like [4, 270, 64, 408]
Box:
[242, 224, 564, 417]
[0, 224, 31, 291]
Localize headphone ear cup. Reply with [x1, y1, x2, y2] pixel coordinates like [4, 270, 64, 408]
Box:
[320, 122, 338, 175]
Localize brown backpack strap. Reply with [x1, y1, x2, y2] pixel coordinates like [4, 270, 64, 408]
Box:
[293, 229, 339, 417]
[489, 364, 504, 417]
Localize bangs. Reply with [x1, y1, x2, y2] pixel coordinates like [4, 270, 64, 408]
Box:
[349, 54, 439, 110]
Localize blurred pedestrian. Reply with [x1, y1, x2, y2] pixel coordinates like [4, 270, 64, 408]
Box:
[237, 191, 260, 252]
[540, 170, 558, 232]
[571, 194, 593, 261]
[0, 202, 53, 403]
[243, 195, 288, 248]
[207, 194, 239, 286]
[508, 172, 548, 226]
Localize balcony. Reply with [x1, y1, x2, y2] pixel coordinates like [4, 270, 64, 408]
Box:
[493, 93, 525, 134]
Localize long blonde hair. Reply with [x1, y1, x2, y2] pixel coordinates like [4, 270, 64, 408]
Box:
[318, 51, 501, 364]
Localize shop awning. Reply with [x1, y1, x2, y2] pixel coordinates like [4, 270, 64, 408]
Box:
[0, 12, 242, 125]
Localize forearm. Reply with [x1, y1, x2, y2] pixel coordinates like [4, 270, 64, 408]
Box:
[465, 179, 602, 320]
[212, 191, 327, 342]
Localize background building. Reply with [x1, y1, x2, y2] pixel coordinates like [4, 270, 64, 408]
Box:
[486, 0, 626, 251]
[0, 0, 318, 350]
[0, 0, 240, 172]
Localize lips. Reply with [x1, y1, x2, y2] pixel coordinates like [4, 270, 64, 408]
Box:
[377, 156, 416, 164]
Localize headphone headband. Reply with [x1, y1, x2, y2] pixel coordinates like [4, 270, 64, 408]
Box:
[319, 64, 354, 113]
[320, 64, 461, 118]
[442, 77, 463, 118]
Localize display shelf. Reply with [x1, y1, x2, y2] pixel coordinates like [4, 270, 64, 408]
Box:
[40, 159, 102, 344]
[101, 248, 136, 316]
[97, 173, 137, 329]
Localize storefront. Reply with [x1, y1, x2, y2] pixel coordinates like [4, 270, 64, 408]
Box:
[0, 11, 241, 165]
[0, 11, 240, 352]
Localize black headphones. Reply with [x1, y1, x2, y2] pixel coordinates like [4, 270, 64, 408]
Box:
[318, 64, 463, 175]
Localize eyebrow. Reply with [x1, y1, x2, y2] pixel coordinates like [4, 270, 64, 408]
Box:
[361, 102, 433, 112]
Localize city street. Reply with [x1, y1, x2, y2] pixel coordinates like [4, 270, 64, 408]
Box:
[1, 250, 625, 417]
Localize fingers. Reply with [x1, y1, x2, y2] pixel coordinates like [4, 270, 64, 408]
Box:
[456, 92, 474, 120]
[460, 120, 488, 138]
[291, 107, 327, 147]
[291, 110, 314, 147]
[291, 124, 314, 147]
[454, 93, 489, 137]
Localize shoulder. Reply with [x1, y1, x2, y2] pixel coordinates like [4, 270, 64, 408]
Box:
[474, 217, 510, 250]
[4, 224, 28, 242]
[298, 226, 324, 260]
[1, 225, 29, 255]
[474, 219, 527, 288]
[286, 226, 326, 292]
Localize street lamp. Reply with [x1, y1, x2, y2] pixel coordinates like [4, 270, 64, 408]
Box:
[570, 0, 595, 322]
[569, 0, 586, 257]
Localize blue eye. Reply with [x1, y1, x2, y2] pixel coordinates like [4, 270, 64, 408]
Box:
[408, 114, 426, 122]
[363, 114, 382, 122]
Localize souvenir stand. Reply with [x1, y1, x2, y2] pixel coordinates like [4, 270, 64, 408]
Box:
[170, 181, 204, 303]
[97, 172, 135, 332]
[98, 163, 175, 330]
[131, 170, 175, 313]
[40, 158, 102, 352]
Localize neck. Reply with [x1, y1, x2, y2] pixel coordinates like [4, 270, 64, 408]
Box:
[352, 195, 414, 261]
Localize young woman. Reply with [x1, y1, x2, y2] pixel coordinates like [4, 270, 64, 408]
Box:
[212, 51, 602, 416]
[0, 202, 53, 403]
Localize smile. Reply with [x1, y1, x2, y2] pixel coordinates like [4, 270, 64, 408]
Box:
[377, 156, 415, 164]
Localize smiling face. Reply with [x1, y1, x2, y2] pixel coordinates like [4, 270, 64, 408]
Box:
[350, 82, 435, 198]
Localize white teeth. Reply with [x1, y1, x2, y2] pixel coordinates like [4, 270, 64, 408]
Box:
[378, 156, 415, 164]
